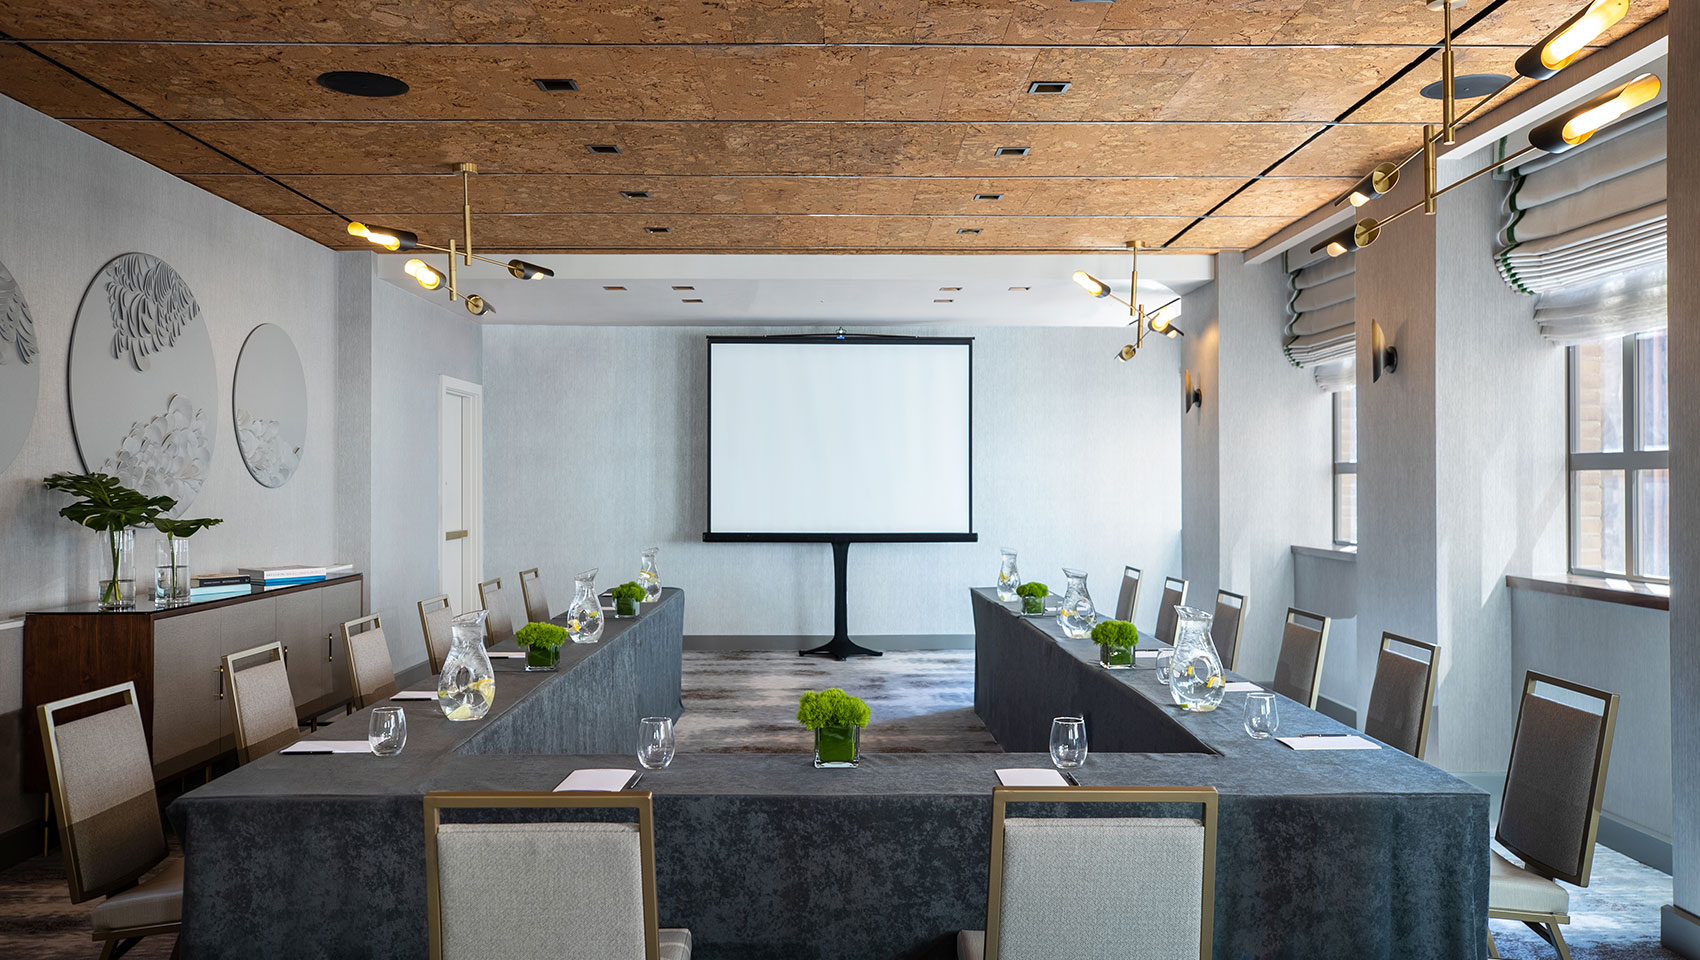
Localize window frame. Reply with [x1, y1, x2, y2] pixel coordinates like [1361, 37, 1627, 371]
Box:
[1566, 333, 1669, 583]
[1332, 389, 1358, 548]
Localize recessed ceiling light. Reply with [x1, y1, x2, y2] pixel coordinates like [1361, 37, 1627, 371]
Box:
[1027, 81, 1071, 95]
[1008, 286, 1031, 291]
[940, 286, 962, 292]
[645, 226, 670, 234]
[1421, 73, 1511, 99]
[603, 285, 627, 291]
[672, 285, 695, 291]
[974, 193, 1003, 201]
[316, 71, 409, 98]
[995, 146, 1030, 157]
[587, 144, 622, 154]
[682, 298, 704, 303]
[934, 298, 955, 303]
[957, 228, 983, 235]
[534, 78, 578, 92]
[621, 190, 651, 199]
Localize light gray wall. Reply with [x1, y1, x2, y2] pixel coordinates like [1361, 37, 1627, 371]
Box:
[1179, 276, 1222, 641]
[480, 324, 1183, 638]
[1291, 550, 1359, 716]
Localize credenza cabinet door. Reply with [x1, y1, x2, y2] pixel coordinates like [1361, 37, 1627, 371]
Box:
[153, 602, 259, 766]
[275, 588, 328, 709]
[321, 580, 363, 705]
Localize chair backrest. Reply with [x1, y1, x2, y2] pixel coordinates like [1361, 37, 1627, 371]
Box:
[1153, 576, 1188, 644]
[1114, 566, 1143, 623]
[518, 568, 551, 624]
[418, 595, 454, 674]
[424, 791, 662, 960]
[342, 614, 398, 709]
[1363, 633, 1439, 759]
[478, 577, 515, 647]
[37, 682, 167, 903]
[1211, 590, 1247, 673]
[1497, 672, 1619, 887]
[985, 786, 1217, 960]
[1271, 608, 1330, 709]
[224, 642, 301, 764]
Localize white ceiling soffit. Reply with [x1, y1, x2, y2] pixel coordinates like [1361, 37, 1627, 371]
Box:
[373, 252, 1215, 327]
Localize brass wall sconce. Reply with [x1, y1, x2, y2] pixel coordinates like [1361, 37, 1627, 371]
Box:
[1076, 240, 1184, 364]
[1371, 320, 1398, 383]
[1184, 371, 1203, 412]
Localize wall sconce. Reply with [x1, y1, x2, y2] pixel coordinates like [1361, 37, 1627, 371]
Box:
[1371, 320, 1399, 382]
[1183, 370, 1203, 412]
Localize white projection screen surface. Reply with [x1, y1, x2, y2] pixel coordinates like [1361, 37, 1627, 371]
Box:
[706, 338, 973, 539]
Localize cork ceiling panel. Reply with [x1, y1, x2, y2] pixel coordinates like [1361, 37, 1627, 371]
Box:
[1, 0, 1668, 253]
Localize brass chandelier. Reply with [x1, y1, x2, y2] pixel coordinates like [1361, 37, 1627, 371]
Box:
[1071, 241, 1184, 363]
[345, 162, 554, 316]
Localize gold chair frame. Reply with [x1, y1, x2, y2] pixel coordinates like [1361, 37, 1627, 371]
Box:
[1213, 589, 1248, 673]
[418, 595, 453, 674]
[1375, 633, 1440, 760]
[423, 791, 662, 960]
[1277, 607, 1331, 709]
[340, 613, 389, 710]
[222, 641, 293, 765]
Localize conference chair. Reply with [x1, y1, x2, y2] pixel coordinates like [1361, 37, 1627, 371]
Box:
[1487, 673, 1619, 960]
[1153, 576, 1189, 644]
[224, 642, 302, 764]
[424, 791, 693, 960]
[1362, 633, 1440, 759]
[1114, 566, 1143, 623]
[957, 785, 1218, 960]
[518, 567, 552, 623]
[419, 595, 455, 674]
[38, 682, 182, 959]
[1212, 590, 1248, 673]
[478, 577, 516, 648]
[1271, 608, 1330, 710]
[342, 614, 398, 710]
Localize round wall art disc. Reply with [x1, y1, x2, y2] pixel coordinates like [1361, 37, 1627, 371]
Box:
[0, 257, 40, 474]
[68, 253, 217, 517]
[233, 323, 307, 488]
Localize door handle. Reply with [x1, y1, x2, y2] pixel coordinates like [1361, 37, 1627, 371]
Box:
[217, 664, 225, 700]
[445, 529, 468, 541]
[327, 633, 335, 662]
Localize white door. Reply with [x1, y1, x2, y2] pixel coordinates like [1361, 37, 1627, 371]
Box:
[439, 377, 482, 614]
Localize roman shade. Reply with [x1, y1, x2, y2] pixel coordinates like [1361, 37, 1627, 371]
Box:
[1497, 106, 1666, 344]
[1284, 249, 1356, 391]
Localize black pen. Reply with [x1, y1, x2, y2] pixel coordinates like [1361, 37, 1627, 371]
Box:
[1060, 771, 1080, 786]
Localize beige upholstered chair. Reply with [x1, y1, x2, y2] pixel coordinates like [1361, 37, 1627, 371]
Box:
[518, 567, 552, 623]
[1113, 566, 1142, 623]
[958, 785, 1217, 960]
[418, 595, 455, 674]
[1363, 633, 1439, 759]
[223, 642, 302, 764]
[37, 682, 182, 959]
[478, 577, 516, 648]
[424, 791, 692, 960]
[1487, 673, 1619, 960]
[1152, 576, 1189, 645]
[1211, 590, 1248, 673]
[342, 614, 398, 709]
[1270, 608, 1330, 709]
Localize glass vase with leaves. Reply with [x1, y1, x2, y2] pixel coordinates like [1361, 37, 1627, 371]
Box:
[152, 516, 223, 605]
[43, 473, 176, 610]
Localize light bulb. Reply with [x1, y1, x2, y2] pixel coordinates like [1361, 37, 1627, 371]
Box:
[1561, 73, 1659, 143]
[1542, 1, 1628, 69]
[1072, 270, 1110, 298]
[403, 258, 442, 290]
[1348, 191, 1370, 207]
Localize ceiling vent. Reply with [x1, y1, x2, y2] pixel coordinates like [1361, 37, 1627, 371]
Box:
[957, 228, 983, 235]
[681, 298, 704, 303]
[644, 226, 670, 234]
[533, 78, 578, 92]
[316, 71, 409, 98]
[994, 146, 1030, 157]
[587, 144, 622, 154]
[621, 190, 651, 199]
[672, 285, 695, 291]
[603, 285, 628, 291]
[974, 194, 1003, 201]
[1027, 81, 1071, 95]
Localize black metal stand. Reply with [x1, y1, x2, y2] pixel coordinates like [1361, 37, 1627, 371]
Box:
[799, 540, 883, 661]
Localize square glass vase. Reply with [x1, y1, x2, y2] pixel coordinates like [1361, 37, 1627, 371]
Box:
[614, 597, 641, 618]
[1099, 644, 1134, 670]
[523, 645, 560, 672]
[813, 725, 861, 768]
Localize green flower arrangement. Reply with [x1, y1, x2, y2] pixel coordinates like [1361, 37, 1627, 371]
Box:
[43, 472, 177, 608]
[1091, 619, 1139, 669]
[610, 581, 647, 616]
[1016, 581, 1049, 615]
[153, 515, 223, 603]
[515, 620, 568, 670]
[798, 688, 870, 767]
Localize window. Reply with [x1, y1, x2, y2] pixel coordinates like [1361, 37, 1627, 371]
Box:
[1333, 389, 1357, 546]
[1569, 332, 1668, 581]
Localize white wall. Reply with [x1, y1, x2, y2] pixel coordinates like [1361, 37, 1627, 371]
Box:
[480, 324, 1183, 639]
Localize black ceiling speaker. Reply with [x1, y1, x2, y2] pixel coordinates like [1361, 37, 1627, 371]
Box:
[316, 71, 410, 98]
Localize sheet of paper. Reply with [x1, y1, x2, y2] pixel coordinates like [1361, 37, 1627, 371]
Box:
[1223, 681, 1262, 693]
[486, 651, 527, 659]
[996, 768, 1069, 787]
[1133, 649, 1160, 659]
[280, 740, 371, 755]
[1276, 735, 1381, 751]
[389, 691, 437, 700]
[554, 768, 638, 792]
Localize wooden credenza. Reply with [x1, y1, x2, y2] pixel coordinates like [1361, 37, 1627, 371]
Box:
[22, 574, 364, 791]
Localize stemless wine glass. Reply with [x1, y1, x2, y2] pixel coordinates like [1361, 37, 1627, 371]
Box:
[637, 716, 676, 770]
[1154, 650, 1174, 684]
[1244, 693, 1280, 740]
[1049, 716, 1088, 769]
[369, 706, 407, 756]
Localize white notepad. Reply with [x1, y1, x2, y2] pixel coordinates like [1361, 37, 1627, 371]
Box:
[486, 651, 527, 659]
[1223, 681, 1262, 693]
[280, 740, 372, 755]
[390, 691, 437, 700]
[554, 768, 639, 792]
[996, 768, 1069, 787]
[1133, 649, 1160, 660]
[1277, 735, 1381, 751]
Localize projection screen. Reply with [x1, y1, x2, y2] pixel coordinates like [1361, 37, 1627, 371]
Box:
[705, 337, 974, 540]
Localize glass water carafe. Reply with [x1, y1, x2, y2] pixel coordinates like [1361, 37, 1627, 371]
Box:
[997, 548, 1021, 601]
[566, 568, 605, 644]
[438, 610, 495, 721]
[1168, 606, 1226, 711]
[1057, 568, 1097, 639]
[639, 547, 662, 602]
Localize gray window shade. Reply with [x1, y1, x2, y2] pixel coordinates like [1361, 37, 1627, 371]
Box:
[1285, 250, 1355, 390]
[1497, 108, 1666, 343]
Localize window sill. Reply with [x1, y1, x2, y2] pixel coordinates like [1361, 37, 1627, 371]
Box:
[1505, 574, 1669, 611]
[1292, 544, 1357, 562]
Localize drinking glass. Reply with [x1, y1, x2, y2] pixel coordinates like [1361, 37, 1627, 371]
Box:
[1049, 716, 1087, 769]
[1244, 693, 1280, 740]
[369, 706, 407, 756]
[637, 716, 676, 770]
[1155, 650, 1174, 684]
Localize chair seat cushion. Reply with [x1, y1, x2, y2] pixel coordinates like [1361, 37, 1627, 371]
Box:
[91, 858, 183, 935]
[660, 927, 692, 960]
[1489, 851, 1568, 915]
[957, 929, 985, 960]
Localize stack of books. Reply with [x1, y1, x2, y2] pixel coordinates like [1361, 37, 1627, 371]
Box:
[235, 563, 357, 587]
[189, 574, 255, 601]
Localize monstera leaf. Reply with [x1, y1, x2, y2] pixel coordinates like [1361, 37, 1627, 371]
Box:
[0, 261, 36, 366]
[42, 472, 176, 533]
[103, 254, 201, 372]
[154, 515, 223, 538]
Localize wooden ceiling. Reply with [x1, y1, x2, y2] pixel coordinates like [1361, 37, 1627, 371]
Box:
[0, 0, 1665, 254]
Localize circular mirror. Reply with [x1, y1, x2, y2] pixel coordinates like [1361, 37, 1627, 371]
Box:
[0, 257, 40, 473]
[68, 253, 217, 516]
[233, 323, 307, 488]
